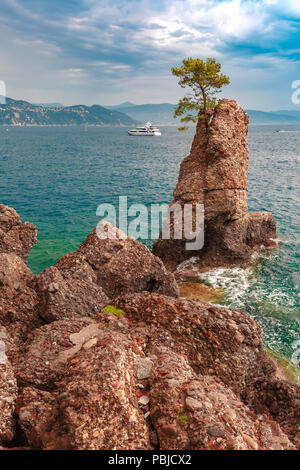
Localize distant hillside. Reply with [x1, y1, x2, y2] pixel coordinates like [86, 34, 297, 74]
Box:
[245, 110, 300, 124]
[109, 102, 300, 125]
[34, 102, 64, 108]
[107, 102, 136, 110]
[0, 97, 136, 126]
[109, 103, 177, 124]
[272, 110, 300, 119]
[2, 97, 299, 126]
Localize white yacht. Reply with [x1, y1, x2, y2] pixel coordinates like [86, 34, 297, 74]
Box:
[128, 122, 161, 136]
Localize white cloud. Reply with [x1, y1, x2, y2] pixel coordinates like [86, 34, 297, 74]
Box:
[13, 38, 61, 56]
[61, 0, 286, 61]
[1, 0, 299, 108]
[61, 68, 89, 82]
[142, 0, 277, 52]
[264, 0, 300, 17]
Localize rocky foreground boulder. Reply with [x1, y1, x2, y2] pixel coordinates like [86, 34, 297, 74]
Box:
[33, 266, 110, 323]
[114, 293, 275, 397]
[0, 253, 41, 344]
[152, 99, 278, 271]
[149, 349, 294, 450]
[31, 221, 178, 325]
[0, 206, 41, 344]
[7, 295, 298, 450]
[55, 222, 178, 298]
[0, 327, 18, 445]
[0, 204, 299, 450]
[0, 205, 37, 263]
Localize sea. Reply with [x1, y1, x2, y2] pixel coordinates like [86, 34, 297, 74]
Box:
[0, 124, 299, 368]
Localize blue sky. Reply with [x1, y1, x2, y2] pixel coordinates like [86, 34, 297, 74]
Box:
[1, 0, 300, 109]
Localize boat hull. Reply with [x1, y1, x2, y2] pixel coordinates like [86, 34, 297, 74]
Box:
[128, 130, 161, 136]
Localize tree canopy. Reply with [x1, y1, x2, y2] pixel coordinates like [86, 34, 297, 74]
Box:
[172, 57, 230, 131]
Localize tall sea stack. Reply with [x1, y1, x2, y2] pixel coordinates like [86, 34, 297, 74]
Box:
[152, 99, 278, 272]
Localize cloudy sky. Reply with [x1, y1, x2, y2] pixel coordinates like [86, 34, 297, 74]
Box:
[1, 0, 300, 109]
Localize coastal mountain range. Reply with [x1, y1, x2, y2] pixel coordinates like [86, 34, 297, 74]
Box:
[108, 102, 300, 125]
[1, 96, 300, 126]
[107, 102, 179, 124]
[0, 97, 136, 126]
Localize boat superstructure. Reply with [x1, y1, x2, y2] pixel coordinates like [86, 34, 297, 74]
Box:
[128, 122, 161, 136]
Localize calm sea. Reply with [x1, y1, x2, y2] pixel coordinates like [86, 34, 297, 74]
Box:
[0, 125, 299, 363]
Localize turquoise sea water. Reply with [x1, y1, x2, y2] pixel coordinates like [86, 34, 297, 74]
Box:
[0, 125, 299, 362]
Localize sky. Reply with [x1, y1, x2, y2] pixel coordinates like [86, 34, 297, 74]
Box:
[1, 0, 300, 110]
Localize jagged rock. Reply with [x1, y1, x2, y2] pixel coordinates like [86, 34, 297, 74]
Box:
[51, 254, 97, 283]
[0, 204, 37, 263]
[0, 253, 41, 344]
[12, 318, 95, 389]
[135, 356, 153, 380]
[55, 222, 178, 298]
[0, 252, 34, 288]
[0, 207, 41, 344]
[244, 377, 300, 448]
[16, 387, 58, 449]
[115, 292, 275, 396]
[10, 292, 299, 450]
[16, 317, 151, 450]
[152, 99, 277, 272]
[33, 266, 110, 323]
[0, 327, 18, 444]
[150, 348, 295, 450]
[149, 348, 295, 450]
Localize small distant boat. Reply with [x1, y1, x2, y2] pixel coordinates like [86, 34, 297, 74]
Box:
[128, 122, 161, 136]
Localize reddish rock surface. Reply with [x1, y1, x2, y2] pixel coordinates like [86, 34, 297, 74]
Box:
[9, 297, 299, 450]
[0, 327, 17, 444]
[16, 315, 151, 450]
[0, 204, 37, 263]
[11, 318, 95, 389]
[244, 377, 300, 448]
[0, 253, 41, 344]
[55, 222, 178, 298]
[0, 207, 41, 344]
[152, 99, 278, 272]
[0, 204, 298, 451]
[149, 348, 295, 450]
[33, 266, 110, 323]
[115, 292, 275, 397]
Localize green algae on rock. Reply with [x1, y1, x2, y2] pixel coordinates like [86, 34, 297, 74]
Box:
[265, 347, 300, 385]
[178, 281, 224, 303]
[101, 305, 126, 317]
